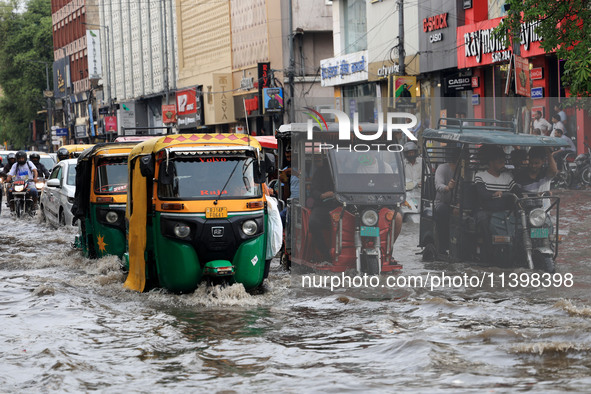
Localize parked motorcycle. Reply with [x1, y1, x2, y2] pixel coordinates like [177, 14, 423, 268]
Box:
[10, 180, 36, 218]
[551, 152, 576, 189]
[574, 143, 591, 186]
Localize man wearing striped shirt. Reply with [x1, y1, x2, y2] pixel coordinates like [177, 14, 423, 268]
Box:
[475, 145, 522, 212]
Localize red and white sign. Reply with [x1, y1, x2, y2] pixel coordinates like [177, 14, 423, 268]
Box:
[457, 17, 546, 69]
[176, 88, 197, 115]
[104, 116, 117, 132]
[471, 76, 479, 88]
[531, 67, 543, 80]
[514, 55, 531, 97]
[423, 13, 448, 32]
[531, 106, 544, 118]
[162, 104, 176, 124]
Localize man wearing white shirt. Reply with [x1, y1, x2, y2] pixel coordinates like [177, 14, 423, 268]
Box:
[532, 111, 551, 135]
[552, 128, 576, 170]
[550, 114, 567, 137]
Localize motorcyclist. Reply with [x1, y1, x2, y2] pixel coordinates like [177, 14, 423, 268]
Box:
[57, 147, 70, 162]
[6, 150, 39, 211]
[2, 152, 16, 174]
[29, 153, 50, 179]
[403, 141, 422, 187]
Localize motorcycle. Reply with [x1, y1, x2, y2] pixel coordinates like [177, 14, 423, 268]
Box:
[10, 180, 36, 218]
[400, 180, 421, 223]
[551, 152, 576, 189]
[574, 143, 591, 186]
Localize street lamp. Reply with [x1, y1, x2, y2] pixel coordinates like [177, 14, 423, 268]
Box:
[82, 22, 111, 108]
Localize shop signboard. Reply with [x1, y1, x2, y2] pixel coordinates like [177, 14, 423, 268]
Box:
[320, 51, 368, 87]
[263, 88, 283, 113]
[53, 56, 70, 99]
[176, 88, 197, 129]
[457, 17, 546, 69]
[86, 30, 102, 80]
[104, 116, 117, 133]
[162, 104, 177, 124]
[389, 75, 417, 109]
[54, 128, 68, 137]
[75, 125, 87, 138]
[531, 68, 543, 80]
[531, 87, 544, 99]
[446, 75, 473, 91]
[514, 55, 531, 97]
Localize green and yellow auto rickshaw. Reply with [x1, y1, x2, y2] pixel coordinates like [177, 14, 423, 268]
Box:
[124, 133, 274, 293]
[72, 142, 144, 259]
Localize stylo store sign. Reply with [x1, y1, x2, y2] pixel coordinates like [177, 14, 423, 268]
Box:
[305, 108, 417, 152]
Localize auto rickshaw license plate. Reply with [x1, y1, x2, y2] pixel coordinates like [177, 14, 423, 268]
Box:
[206, 207, 228, 219]
[531, 228, 549, 238]
[360, 226, 380, 237]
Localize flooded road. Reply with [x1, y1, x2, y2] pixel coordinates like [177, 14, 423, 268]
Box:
[1, 190, 591, 392]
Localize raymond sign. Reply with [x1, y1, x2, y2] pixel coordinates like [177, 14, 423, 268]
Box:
[514, 55, 531, 97]
[162, 104, 176, 124]
[457, 17, 545, 68]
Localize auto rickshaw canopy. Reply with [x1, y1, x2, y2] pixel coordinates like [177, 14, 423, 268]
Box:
[422, 118, 570, 148]
[128, 133, 263, 161]
[71, 142, 139, 224]
[59, 144, 96, 157]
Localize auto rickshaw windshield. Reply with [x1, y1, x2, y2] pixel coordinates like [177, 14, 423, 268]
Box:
[158, 155, 262, 199]
[95, 157, 128, 194]
[329, 150, 405, 193]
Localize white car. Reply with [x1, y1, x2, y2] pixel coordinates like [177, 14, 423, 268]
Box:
[40, 159, 77, 227]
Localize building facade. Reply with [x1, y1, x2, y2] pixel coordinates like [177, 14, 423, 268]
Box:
[99, 0, 178, 135]
[52, 0, 101, 143]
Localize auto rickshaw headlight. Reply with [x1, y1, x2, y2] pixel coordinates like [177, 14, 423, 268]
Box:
[106, 211, 119, 224]
[242, 220, 258, 236]
[174, 223, 191, 238]
[361, 209, 379, 226]
[529, 208, 546, 227]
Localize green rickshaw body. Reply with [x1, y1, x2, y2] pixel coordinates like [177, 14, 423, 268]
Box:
[124, 133, 273, 293]
[72, 142, 140, 259]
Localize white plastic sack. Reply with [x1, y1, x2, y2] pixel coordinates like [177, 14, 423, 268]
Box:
[266, 196, 283, 257]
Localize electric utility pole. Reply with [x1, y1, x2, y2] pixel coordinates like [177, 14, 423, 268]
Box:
[398, 0, 405, 76]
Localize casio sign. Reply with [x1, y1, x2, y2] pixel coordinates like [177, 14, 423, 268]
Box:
[447, 77, 471, 89]
[430, 33, 443, 43]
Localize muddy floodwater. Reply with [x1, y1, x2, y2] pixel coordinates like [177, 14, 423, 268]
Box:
[1, 190, 591, 392]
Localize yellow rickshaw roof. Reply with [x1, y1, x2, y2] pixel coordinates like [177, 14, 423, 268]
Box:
[129, 133, 262, 160]
[59, 144, 95, 153]
[90, 143, 136, 156]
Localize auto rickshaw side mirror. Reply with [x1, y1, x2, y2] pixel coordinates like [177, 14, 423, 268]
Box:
[254, 160, 266, 184]
[139, 155, 154, 178]
[264, 152, 276, 175]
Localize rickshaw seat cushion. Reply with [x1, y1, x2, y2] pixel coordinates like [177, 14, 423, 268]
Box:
[488, 211, 517, 237]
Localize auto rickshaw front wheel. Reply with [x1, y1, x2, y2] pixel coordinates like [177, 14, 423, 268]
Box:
[533, 253, 555, 274]
[360, 254, 380, 275]
[422, 243, 437, 262]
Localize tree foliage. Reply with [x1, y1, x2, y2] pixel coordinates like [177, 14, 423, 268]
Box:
[498, 0, 591, 112]
[0, 0, 52, 148]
